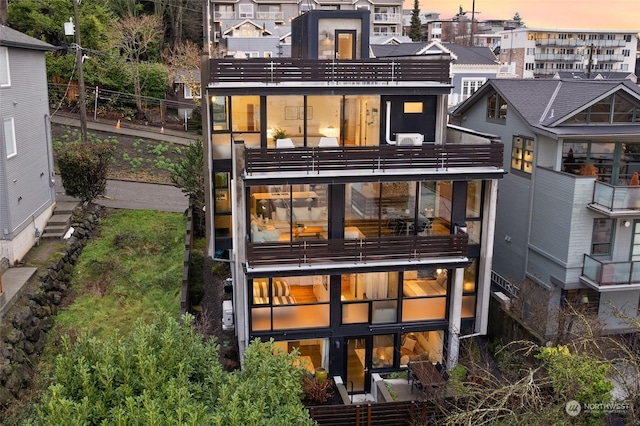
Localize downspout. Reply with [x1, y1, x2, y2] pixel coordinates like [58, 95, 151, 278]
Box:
[384, 100, 396, 145]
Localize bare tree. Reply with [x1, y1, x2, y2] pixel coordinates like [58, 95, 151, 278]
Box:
[163, 40, 202, 107]
[116, 14, 163, 113]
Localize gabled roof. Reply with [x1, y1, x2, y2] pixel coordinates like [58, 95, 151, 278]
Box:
[442, 43, 497, 65]
[0, 25, 55, 51]
[222, 20, 286, 36]
[370, 42, 428, 58]
[452, 79, 640, 136]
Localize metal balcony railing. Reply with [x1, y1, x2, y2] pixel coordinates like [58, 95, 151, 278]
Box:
[582, 254, 640, 288]
[591, 181, 640, 212]
[246, 234, 468, 268]
[209, 58, 451, 85]
[244, 143, 504, 176]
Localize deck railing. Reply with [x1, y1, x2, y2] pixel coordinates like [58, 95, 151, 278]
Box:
[209, 58, 451, 85]
[244, 143, 503, 176]
[591, 181, 640, 211]
[246, 234, 468, 268]
[582, 254, 640, 287]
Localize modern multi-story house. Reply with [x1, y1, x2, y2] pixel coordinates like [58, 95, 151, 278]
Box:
[205, 0, 404, 56]
[202, 10, 504, 394]
[497, 28, 638, 79]
[0, 26, 56, 266]
[451, 78, 640, 336]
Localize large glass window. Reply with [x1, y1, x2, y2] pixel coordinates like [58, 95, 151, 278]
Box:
[307, 95, 341, 146]
[567, 93, 639, 124]
[251, 276, 330, 332]
[401, 268, 448, 322]
[342, 272, 399, 324]
[266, 95, 304, 147]
[563, 141, 640, 185]
[231, 96, 260, 132]
[400, 330, 444, 365]
[273, 339, 329, 372]
[343, 95, 380, 146]
[249, 184, 328, 243]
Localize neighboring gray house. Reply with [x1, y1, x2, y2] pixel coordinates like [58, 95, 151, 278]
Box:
[451, 78, 640, 336]
[371, 40, 500, 108]
[0, 26, 56, 265]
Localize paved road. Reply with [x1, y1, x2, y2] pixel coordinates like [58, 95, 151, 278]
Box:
[55, 176, 188, 213]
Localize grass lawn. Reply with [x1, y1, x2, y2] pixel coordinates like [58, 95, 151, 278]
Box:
[53, 209, 186, 340]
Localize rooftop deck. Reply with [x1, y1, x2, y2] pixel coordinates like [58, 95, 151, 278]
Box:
[209, 58, 451, 86]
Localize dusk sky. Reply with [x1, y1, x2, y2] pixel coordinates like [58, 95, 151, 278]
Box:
[411, 0, 639, 31]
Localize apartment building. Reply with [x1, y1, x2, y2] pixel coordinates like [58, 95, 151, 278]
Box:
[451, 78, 640, 336]
[497, 28, 638, 79]
[202, 10, 504, 394]
[205, 0, 404, 56]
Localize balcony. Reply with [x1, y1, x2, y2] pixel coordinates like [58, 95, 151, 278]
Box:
[581, 254, 640, 291]
[588, 181, 640, 216]
[243, 142, 504, 178]
[373, 13, 401, 23]
[213, 11, 235, 20]
[594, 54, 624, 63]
[208, 58, 450, 86]
[534, 53, 582, 62]
[246, 234, 468, 271]
[257, 11, 284, 20]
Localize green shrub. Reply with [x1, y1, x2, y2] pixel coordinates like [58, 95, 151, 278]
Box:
[56, 141, 115, 204]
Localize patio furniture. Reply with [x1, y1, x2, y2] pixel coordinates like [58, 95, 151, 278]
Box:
[408, 360, 446, 393]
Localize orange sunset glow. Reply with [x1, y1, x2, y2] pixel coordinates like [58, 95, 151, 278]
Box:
[406, 0, 639, 32]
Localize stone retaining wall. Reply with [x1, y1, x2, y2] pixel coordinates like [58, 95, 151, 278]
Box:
[0, 208, 99, 407]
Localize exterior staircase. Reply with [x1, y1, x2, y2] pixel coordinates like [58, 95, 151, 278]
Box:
[41, 201, 80, 239]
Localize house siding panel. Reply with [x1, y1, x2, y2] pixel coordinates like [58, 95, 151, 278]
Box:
[461, 94, 531, 281]
[0, 47, 53, 240]
[528, 168, 597, 286]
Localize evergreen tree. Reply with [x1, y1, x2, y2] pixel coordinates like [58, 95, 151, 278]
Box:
[408, 0, 422, 41]
[513, 12, 524, 28]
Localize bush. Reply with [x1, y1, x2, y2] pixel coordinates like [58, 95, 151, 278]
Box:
[56, 141, 115, 204]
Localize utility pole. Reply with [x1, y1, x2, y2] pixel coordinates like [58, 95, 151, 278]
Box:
[469, 0, 475, 46]
[586, 43, 594, 79]
[73, 0, 88, 143]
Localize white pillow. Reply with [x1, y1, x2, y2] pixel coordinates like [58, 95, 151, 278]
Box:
[253, 231, 265, 243]
[345, 229, 361, 240]
[310, 207, 323, 221]
[275, 207, 287, 222]
[293, 207, 310, 222]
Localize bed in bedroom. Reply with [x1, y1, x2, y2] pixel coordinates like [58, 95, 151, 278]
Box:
[402, 276, 447, 297]
[253, 278, 297, 305]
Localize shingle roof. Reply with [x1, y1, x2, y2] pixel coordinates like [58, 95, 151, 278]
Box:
[453, 78, 640, 134]
[442, 43, 497, 65]
[370, 42, 428, 58]
[0, 25, 55, 51]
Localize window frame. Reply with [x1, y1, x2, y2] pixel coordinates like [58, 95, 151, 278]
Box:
[3, 117, 17, 159]
[591, 218, 614, 256]
[0, 46, 10, 88]
[238, 4, 253, 18]
[510, 135, 534, 176]
[486, 92, 507, 123]
[461, 77, 485, 97]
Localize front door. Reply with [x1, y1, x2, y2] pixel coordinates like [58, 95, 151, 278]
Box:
[335, 30, 356, 60]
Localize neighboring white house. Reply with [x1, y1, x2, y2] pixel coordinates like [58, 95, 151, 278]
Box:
[0, 25, 57, 266]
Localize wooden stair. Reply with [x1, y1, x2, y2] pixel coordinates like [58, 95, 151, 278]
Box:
[41, 201, 80, 239]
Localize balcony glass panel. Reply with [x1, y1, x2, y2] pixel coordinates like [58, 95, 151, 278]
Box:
[402, 298, 446, 321]
[601, 262, 631, 285]
[583, 255, 602, 282]
[342, 303, 369, 324]
[631, 262, 640, 283]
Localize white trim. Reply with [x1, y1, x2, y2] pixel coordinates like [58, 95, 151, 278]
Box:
[3, 117, 17, 159]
